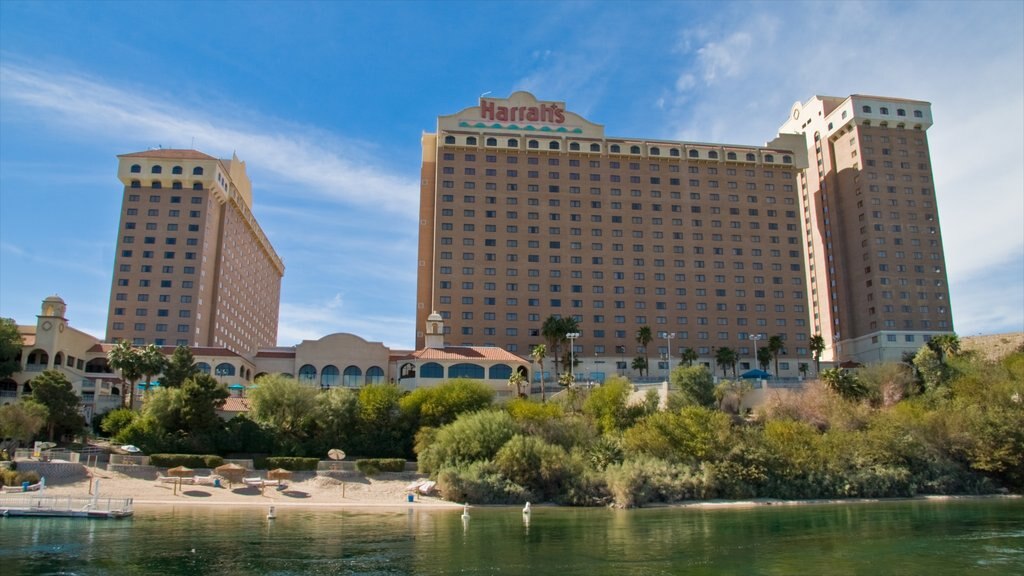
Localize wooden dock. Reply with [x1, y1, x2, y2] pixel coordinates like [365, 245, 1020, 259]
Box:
[0, 494, 134, 519]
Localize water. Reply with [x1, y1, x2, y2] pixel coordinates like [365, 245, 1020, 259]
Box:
[1, 498, 1021, 575]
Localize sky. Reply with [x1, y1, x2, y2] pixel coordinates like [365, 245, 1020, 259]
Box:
[1, 1, 1021, 350]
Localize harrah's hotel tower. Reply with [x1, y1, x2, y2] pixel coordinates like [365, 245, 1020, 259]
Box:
[416, 92, 952, 374]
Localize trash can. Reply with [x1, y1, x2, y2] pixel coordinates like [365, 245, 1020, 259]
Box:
[22, 481, 29, 492]
[407, 493, 414, 503]
[214, 478, 221, 488]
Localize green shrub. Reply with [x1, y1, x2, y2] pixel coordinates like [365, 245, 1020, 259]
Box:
[416, 410, 518, 475]
[604, 456, 704, 507]
[436, 460, 527, 504]
[493, 435, 571, 501]
[265, 457, 320, 471]
[0, 469, 41, 488]
[149, 454, 224, 468]
[355, 458, 406, 475]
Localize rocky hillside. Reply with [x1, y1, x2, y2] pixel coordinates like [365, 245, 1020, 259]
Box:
[962, 332, 1024, 361]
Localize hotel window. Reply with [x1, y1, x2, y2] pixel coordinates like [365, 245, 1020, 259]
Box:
[444, 135, 455, 144]
[590, 143, 601, 152]
[151, 165, 162, 174]
[192, 167, 203, 175]
[528, 140, 539, 149]
[466, 136, 477, 145]
[172, 166, 183, 175]
[862, 105, 872, 113]
[508, 138, 518, 147]
[569, 142, 580, 151]
[486, 137, 497, 146]
[130, 164, 141, 173]
[688, 149, 699, 158]
[549, 141, 560, 150]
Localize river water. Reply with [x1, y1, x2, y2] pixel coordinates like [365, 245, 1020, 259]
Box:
[2, 498, 1021, 575]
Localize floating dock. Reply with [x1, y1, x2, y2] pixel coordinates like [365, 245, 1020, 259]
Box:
[0, 494, 134, 519]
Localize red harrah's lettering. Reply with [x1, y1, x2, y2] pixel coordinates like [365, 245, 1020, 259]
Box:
[480, 100, 566, 124]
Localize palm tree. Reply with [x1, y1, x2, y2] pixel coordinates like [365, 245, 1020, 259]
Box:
[680, 347, 699, 367]
[530, 344, 547, 402]
[714, 347, 737, 378]
[507, 369, 527, 398]
[927, 333, 961, 364]
[636, 326, 653, 378]
[757, 347, 772, 372]
[631, 356, 648, 377]
[541, 316, 570, 377]
[139, 344, 167, 394]
[809, 334, 826, 375]
[822, 367, 868, 400]
[798, 363, 809, 379]
[767, 335, 786, 378]
[107, 340, 142, 409]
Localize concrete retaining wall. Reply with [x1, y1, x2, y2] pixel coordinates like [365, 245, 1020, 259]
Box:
[13, 461, 89, 485]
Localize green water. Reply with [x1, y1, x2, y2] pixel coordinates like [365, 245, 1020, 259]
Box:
[1, 499, 1021, 575]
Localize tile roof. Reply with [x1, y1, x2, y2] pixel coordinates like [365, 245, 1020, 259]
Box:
[118, 149, 218, 160]
[402, 346, 527, 363]
[219, 397, 252, 413]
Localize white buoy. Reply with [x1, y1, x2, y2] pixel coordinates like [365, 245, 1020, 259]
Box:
[462, 504, 470, 520]
[267, 506, 276, 520]
[523, 502, 531, 516]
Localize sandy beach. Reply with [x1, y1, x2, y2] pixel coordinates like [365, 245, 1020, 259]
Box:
[31, 467, 463, 510]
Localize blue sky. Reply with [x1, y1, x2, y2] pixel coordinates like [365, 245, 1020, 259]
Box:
[1, 1, 1022, 350]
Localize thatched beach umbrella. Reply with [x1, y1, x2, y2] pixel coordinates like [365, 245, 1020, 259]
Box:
[267, 468, 293, 482]
[215, 462, 246, 486]
[167, 465, 193, 478]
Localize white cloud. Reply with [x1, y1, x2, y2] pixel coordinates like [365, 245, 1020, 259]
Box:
[0, 63, 420, 219]
[661, 2, 1024, 335]
[277, 296, 414, 350]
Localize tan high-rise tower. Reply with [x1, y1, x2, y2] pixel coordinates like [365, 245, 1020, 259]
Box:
[416, 92, 815, 377]
[779, 96, 953, 363]
[106, 149, 284, 355]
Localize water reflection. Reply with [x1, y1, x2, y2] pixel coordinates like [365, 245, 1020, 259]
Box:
[0, 500, 1021, 575]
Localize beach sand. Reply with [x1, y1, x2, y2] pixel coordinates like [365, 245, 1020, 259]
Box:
[34, 467, 461, 510]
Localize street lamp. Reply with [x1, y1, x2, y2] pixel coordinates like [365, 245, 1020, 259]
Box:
[567, 333, 580, 382]
[749, 333, 763, 372]
[661, 332, 675, 379]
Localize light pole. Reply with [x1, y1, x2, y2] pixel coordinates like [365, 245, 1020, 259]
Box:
[567, 332, 580, 382]
[661, 332, 675, 380]
[749, 334, 763, 372]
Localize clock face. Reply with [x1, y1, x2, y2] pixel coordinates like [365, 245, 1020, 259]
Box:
[42, 321, 53, 331]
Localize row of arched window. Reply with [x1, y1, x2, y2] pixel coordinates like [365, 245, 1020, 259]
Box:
[130, 180, 204, 190]
[441, 135, 791, 163]
[861, 105, 924, 118]
[297, 364, 386, 387]
[418, 362, 514, 380]
[130, 164, 204, 176]
[197, 362, 253, 381]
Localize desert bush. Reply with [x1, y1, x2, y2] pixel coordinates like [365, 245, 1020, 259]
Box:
[493, 435, 571, 501]
[0, 469, 41, 488]
[416, 410, 518, 475]
[435, 460, 527, 504]
[604, 456, 704, 507]
[622, 406, 734, 465]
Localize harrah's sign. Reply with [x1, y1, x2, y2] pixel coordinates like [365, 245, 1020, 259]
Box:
[480, 99, 565, 124]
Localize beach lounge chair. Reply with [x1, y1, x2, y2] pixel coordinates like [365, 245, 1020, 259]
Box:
[193, 475, 221, 486]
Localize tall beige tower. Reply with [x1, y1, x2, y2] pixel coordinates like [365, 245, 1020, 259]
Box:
[106, 149, 284, 355]
[779, 96, 953, 363]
